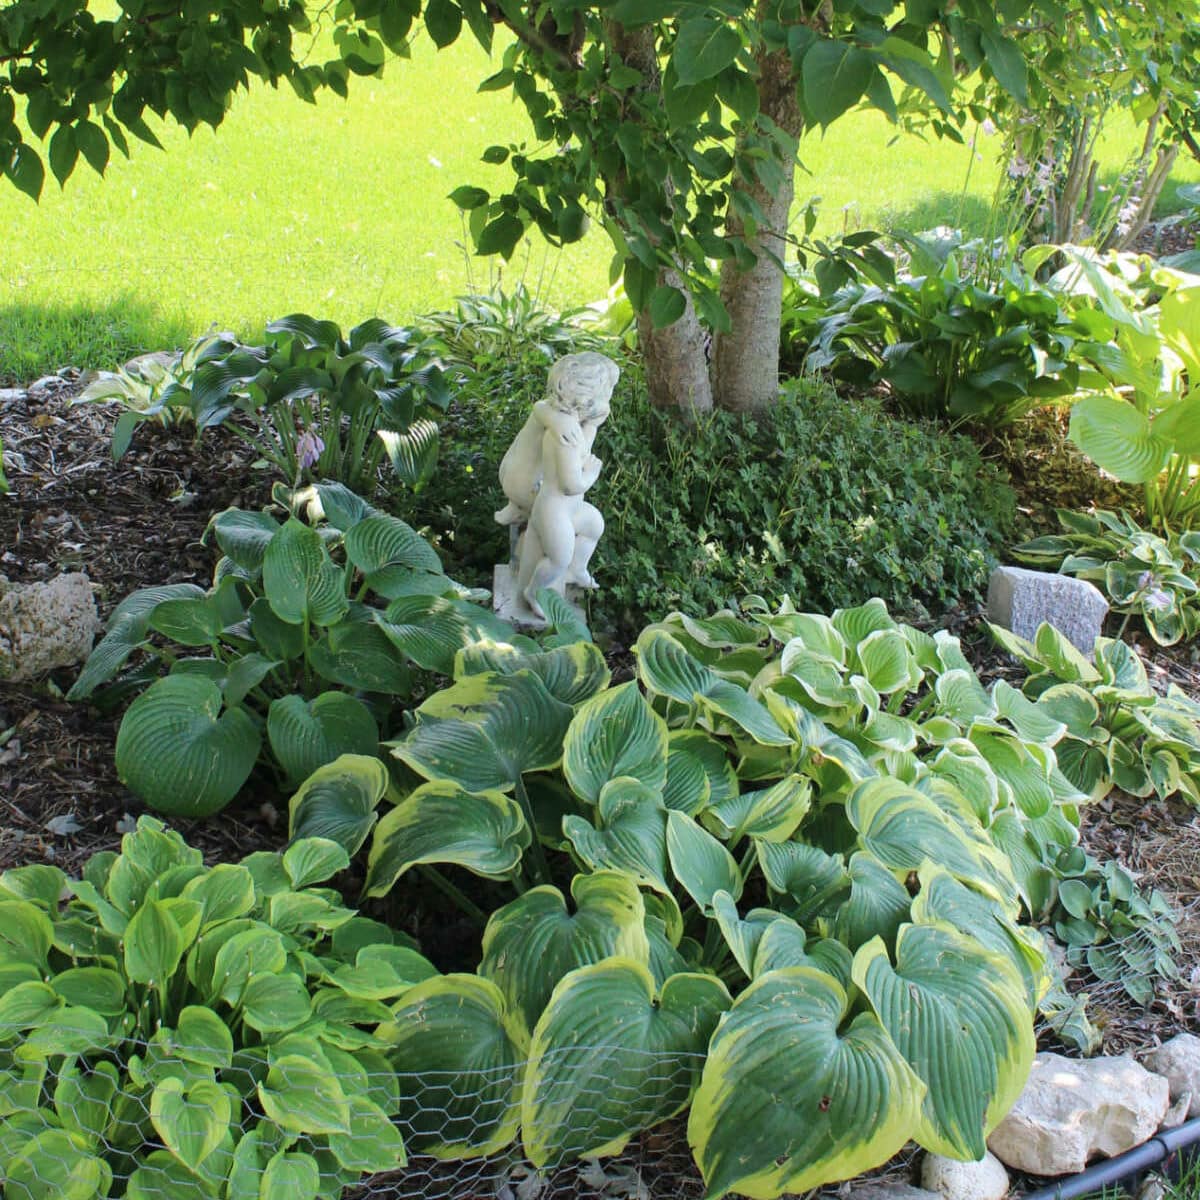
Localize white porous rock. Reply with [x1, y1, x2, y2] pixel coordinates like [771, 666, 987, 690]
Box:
[987, 1052, 1170, 1176]
[987, 566, 1109, 654]
[920, 1152, 1008, 1200]
[1144, 1034, 1200, 1119]
[851, 1184, 941, 1200]
[0, 573, 100, 682]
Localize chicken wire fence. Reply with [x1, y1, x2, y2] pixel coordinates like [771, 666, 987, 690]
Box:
[0, 1032, 716, 1200]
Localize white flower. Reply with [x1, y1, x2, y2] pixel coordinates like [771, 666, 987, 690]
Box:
[980, 117, 998, 136]
[1007, 153, 1030, 179]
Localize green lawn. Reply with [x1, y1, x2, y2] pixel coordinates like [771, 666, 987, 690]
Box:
[2, 31, 1198, 381]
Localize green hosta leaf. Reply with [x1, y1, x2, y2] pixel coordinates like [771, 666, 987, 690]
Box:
[524, 960, 729, 1166]
[479, 872, 650, 1037]
[262, 519, 348, 626]
[240, 972, 312, 1033]
[54, 1060, 119, 1144]
[115, 675, 260, 817]
[125, 1149, 215, 1200]
[0, 863, 67, 911]
[377, 594, 513, 674]
[456, 640, 611, 707]
[327, 1093, 408, 1174]
[390, 670, 573, 793]
[125, 897, 187, 985]
[208, 508, 281, 574]
[258, 1055, 350, 1135]
[50, 966, 125, 1014]
[563, 682, 668, 804]
[174, 1006, 235, 1069]
[668, 731, 738, 809]
[261, 1150, 320, 1200]
[637, 629, 789, 746]
[0, 980, 62, 1027]
[1069, 394, 1171, 484]
[562, 778, 669, 891]
[854, 924, 1035, 1159]
[0, 900, 53, 968]
[365, 780, 530, 895]
[383, 974, 523, 1160]
[179, 863, 256, 930]
[288, 754, 389, 854]
[690, 966, 923, 1199]
[282, 837, 351, 888]
[149, 593, 229, 646]
[343, 513, 442, 576]
[4, 1129, 113, 1200]
[703, 775, 811, 844]
[308, 621, 412, 693]
[667, 810, 741, 912]
[379, 416, 440, 487]
[834, 852, 912, 951]
[150, 1076, 230, 1170]
[267, 692, 379, 784]
[213, 927, 288, 1006]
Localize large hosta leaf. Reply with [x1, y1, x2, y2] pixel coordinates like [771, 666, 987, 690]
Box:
[383, 974, 524, 1160]
[456, 640, 611, 707]
[703, 775, 811, 844]
[207, 508, 281, 575]
[308, 621, 412, 694]
[667, 810, 741, 912]
[1069, 393, 1171, 483]
[689, 966, 923, 1200]
[343, 513, 443, 577]
[262, 519, 348, 627]
[376, 595, 513, 675]
[563, 682, 668, 803]
[365, 781, 530, 895]
[562, 778, 669, 891]
[288, 754, 389, 854]
[115, 676, 260, 817]
[853, 924, 1035, 1160]
[267, 692, 379, 784]
[390, 670, 573, 794]
[524, 960, 729, 1167]
[479, 872, 649, 1037]
[637, 629, 790, 746]
[666, 731, 738, 814]
[832, 852, 912, 951]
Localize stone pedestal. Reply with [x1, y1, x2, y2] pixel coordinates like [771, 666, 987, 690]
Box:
[492, 563, 585, 631]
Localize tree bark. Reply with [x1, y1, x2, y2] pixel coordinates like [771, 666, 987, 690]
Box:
[712, 46, 803, 414]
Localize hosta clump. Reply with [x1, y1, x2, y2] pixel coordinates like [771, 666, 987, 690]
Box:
[68, 482, 511, 817]
[0, 817, 417, 1198]
[293, 597, 1128, 1197]
[1017, 508, 1200, 646]
[989, 622, 1200, 806]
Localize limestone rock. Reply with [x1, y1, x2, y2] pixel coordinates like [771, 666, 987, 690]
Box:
[920, 1152, 1008, 1200]
[851, 1185, 941, 1200]
[1144, 1034, 1200, 1119]
[0, 388, 27, 405]
[987, 566, 1108, 654]
[987, 1052, 1170, 1176]
[0, 573, 100, 682]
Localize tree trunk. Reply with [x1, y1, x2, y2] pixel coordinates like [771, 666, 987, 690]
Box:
[712, 47, 803, 414]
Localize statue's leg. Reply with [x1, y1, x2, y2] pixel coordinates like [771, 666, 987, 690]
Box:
[566, 503, 604, 588]
[522, 509, 574, 619]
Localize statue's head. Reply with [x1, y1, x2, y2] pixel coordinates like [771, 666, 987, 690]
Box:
[546, 352, 619, 424]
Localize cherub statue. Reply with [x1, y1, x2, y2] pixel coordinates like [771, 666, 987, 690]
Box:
[495, 351, 619, 620]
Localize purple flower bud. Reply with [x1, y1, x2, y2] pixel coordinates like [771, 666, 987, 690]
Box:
[1144, 589, 1172, 612]
[296, 429, 325, 471]
[1137, 570, 1155, 590]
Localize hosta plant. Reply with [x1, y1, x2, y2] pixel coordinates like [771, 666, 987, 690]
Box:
[0, 817, 415, 1199]
[1016, 508, 1200, 645]
[989, 622, 1200, 806]
[292, 597, 1120, 1197]
[68, 482, 510, 817]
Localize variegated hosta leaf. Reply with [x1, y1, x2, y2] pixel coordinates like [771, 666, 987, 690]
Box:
[1095, 635, 1150, 693]
[666, 731, 738, 812]
[562, 778, 669, 891]
[777, 646, 859, 709]
[1033, 623, 1102, 684]
[988, 809, 1057, 919]
[665, 611, 765, 650]
[934, 668, 994, 723]
[262, 518, 348, 627]
[288, 753, 389, 854]
[382, 974, 524, 1161]
[969, 730, 1055, 820]
[853, 924, 1035, 1160]
[266, 692, 379, 785]
[993, 680, 1067, 746]
[831, 852, 912, 951]
[376, 594, 514, 675]
[636, 629, 790, 746]
[711, 890, 780, 979]
[852, 628, 919, 694]
[479, 872, 650, 1038]
[1069, 392, 1171, 484]
[775, 612, 846, 665]
[667, 810, 741, 912]
[689, 966, 924, 1200]
[563, 682, 668, 804]
[523, 960, 729, 1167]
[832, 597, 898, 643]
[702, 775, 811, 844]
[754, 923, 854, 988]
[390, 670, 573, 794]
[755, 839, 848, 924]
[364, 781, 530, 896]
[663, 745, 712, 816]
[928, 744, 1000, 824]
[455, 640, 611, 707]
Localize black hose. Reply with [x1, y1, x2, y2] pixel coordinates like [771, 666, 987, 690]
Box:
[1020, 1116, 1200, 1200]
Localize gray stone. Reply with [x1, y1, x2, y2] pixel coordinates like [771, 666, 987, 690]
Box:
[0, 573, 100, 682]
[851, 1185, 941, 1200]
[0, 388, 27, 405]
[987, 1052, 1170, 1176]
[920, 1152, 1008, 1200]
[492, 563, 585, 632]
[1143, 1034, 1200, 1119]
[987, 566, 1108, 654]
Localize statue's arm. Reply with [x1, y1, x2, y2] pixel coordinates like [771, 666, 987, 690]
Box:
[549, 434, 593, 496]
[533, 400, 583, 447]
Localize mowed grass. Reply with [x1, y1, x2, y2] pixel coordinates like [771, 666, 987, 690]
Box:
[2, 28, 1199, 380]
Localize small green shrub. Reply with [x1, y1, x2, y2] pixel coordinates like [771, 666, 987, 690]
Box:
[0, 818, 413, 1198]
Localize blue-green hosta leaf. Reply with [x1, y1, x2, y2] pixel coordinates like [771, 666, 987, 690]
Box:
[308, 621, 412, 694]
[524, 961, 729, 1167]
[390, 670, 573, 794]
[563, 682, 668, 804]
[662, 742, 711, 816]
[711, 890, 779, 979]
[115, 676, 260, 817]
[382, 974, 524, 1160]
[288, 753, 389, 854]
[854, 924, 1035, 1160]
[993, 680, 1067, 745]
[4, 1130, 113, 1200]
[343, 513, 443, 576]
[206, 508, 281, 575]
[755, 839, 848, 922]
[754, 923, 854, 988]
[307, 481, 380, 531]
[149, 593, 231, 647]
[267, 691, 379, 785]
[637, 629, 790, 746]
[258, 1055, 350, 1135]
[832, 852, 912, 952]
[1069, 393, 1171, 484]
[689, 966, 923, 1199]
[365, 780, 530, 895]
[667, 810, 741, 912]
[703, 775, 811, 844]
[479, 872, 649, 1038]
[563, 778, 669, 891]
[378, 417, 439, 488]
[262, 519, 348, 627]
[854, 628, 918, 693]
[376, 594, 514, 675]
[327, 1093, 408, 1174]
[935, 668, 994, 723]
[456, 640, 611, 707]
[667, 730, 738, 810]
[150, 1076, 231, 1170]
